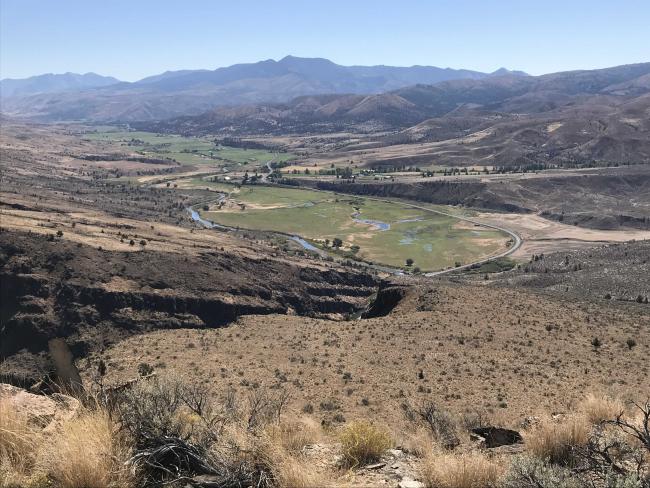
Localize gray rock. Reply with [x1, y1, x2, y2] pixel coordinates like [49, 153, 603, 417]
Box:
[398, 478, 425, 488]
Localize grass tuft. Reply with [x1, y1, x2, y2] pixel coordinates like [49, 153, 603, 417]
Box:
[523, 415, 589, 466]
[36, 407, 134, 488]
[579, 393, 624, 425]
[0, 398, 42, 487]
[339, 420, 391, 468]
[421, 450, 503, 488]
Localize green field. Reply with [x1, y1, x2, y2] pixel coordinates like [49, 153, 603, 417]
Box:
[194, 183, 508, 271]
[85, 129, 296, 168]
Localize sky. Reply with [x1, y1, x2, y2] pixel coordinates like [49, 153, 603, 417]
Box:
[1, 0, 649, 81]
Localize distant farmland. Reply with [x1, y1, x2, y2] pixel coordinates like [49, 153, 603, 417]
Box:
[191, 182, 508, 271]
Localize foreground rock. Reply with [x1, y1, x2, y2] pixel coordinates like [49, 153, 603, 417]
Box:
[0, 383, 80, 432]
[471, 427, 523, 448]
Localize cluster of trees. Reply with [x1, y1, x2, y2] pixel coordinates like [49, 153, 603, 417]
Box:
[242, 171, 261, 184]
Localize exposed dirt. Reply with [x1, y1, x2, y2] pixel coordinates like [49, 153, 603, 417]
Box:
[471, 211, 650, 258]
[83, 282, 649, 430]
[0, 229, 378, 384]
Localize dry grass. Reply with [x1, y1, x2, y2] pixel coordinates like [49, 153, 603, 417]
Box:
[234, 423, 325, 488]
[89, 283, 650, 431]
[264, 448, 325, 488]
[0, 399, 42, 487]
[339, 421, 392, 467]
[421, 450, 503, 488]
[216, 418, 325, 488]
[266, 418, 321, 453]
[523, 415, 590, 465]
[36, 407, 134, 488]
[1, 398, 134, 488]
[400, 426, 436, 458]
[579, 393, 624, 425]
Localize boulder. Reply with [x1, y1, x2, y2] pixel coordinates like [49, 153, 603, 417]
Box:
[0, 383, 80, 432]
[470, 427, 523, 448]
[398, 478, 425, 488]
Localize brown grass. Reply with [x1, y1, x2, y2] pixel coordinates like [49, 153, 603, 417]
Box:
[253, 423, 325, 488]
[265, 449, 325, 488]
[266, 418, 321, 453]
[523, 415, 590, 465]
[37, 407, 134, 488]
[579, 393, 624, 425]
[339, 421, 391, 467]
[0, 399, 42, 487]
[400, 427, 435, 458]
[1, 398, 134, 488]
[421, 450, 503, 488]
[217, 418, 325, 488]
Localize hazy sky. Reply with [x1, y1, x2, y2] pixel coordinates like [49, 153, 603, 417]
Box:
[2, 0, 649, 81]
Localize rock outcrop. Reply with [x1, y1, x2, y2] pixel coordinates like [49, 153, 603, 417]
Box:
[0, 383, 80, 432]
[0, 230, 379, 384]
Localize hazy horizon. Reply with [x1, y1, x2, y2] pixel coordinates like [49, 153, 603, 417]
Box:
[3, 55, 649, 84]
[2, 0, 649, 81]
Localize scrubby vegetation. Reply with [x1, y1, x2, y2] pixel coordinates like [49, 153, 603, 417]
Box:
[421, 450, 503, 488]
[339, 420, 392, 467]
[2, 381, 649, 488]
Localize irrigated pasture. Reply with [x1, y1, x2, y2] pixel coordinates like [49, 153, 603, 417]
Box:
[192, 182, 508, 271]
[85, 129, 297, 167]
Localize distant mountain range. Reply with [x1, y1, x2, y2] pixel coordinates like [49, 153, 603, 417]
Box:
[145, 62, 650, 132]
[142, 62, 650, 167]
[0, 56, 527, 121]
[0, 72, 121, 99]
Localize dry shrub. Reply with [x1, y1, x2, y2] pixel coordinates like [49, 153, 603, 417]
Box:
[580, 393, 624, 425]
[261, 444, 324, 488]
[404, 401, 461, 449]
[266, 417, 321, 453]
[401, 426, 436, 458]
[37, 407, 135, 488]
[339, 421, 391, 467]
[215, 419, 324, 488]
[421, 450, 503, 488]
[0, 399, 42, 487]
[524, 415, 590, 466]
[501, 455, 582, 488]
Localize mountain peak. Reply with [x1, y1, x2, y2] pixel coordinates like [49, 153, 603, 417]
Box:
[491, 67, 529, 77]
[0, 72, 121, 98]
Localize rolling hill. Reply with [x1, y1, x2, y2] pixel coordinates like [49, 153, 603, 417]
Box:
[142, 63, 650, 167]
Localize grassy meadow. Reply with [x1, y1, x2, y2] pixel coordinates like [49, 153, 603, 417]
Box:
[84, 129, 296, 167]
[195, 183, 507, 271]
